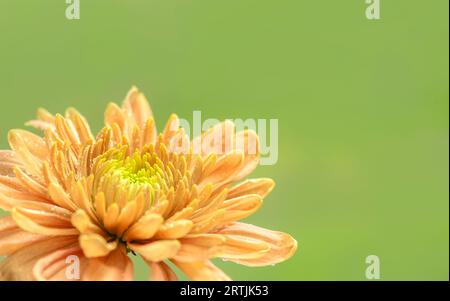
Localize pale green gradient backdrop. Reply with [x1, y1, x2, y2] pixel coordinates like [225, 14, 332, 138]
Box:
[0, 0, 448, 280]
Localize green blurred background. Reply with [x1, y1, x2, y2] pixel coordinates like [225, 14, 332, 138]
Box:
[0, 0, 448, 280]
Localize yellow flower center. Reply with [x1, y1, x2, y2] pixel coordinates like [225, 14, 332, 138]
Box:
[86, 145, 187, 244]
[92, 147, 168, 210]
[82, 142, 194, 248]
[110, 152, 160, 187]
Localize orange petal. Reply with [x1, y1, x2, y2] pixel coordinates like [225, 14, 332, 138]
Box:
[215, 222, 297, 267]
[191, 209, 225, 234]
[65, 108, 94, 145]
[115, 200, 138, 237]
[123, 86, 154, 128]
[8, 130, 48, 160]
[0, 216, 47, 256]
[0, 162, 16, 177]
[227, 178, 275, 199]
[162, 114, 180, 143]
[79, 233, 118, 258]
[105, 103, 126, 131]
[54, 115, 82, 151]
[48, 183, 78, 211]
[181, 234, 226, 247]
[82, 248, 133, 281]
[70, 180, 97, 223]
[147, 199, 169, 216]
[13, 166, 48, 197]
[12, 205, 78, 236]
[14, 201, 74, 228]
[71, 209, 104, 235]
[129, 240, 181, 262]
[142, 117, 157, 146]
[103, 203, 120, 233]
[215, 234, 270, 260]
[0, 187, 51, 211]
[192, 188, 228, 219]
[0, 151, 20, 164]
[0, 175, 23, 193]
[218, 195, 263, 225]
[220, 194, 262, 211]
[25, 108, 55, 131]
[33, 245, 86, 281]
[0, 151, 20, 177]
[94, 192, 106, 223]
[192, 120, 235, 156]
[174, 234, 226, 263]
[0, 192, 21, 211]
[8, 130, 48, 179]
[122, 213, 163, 242]
[200, 152, 243, 187]
[149, 261, 178, 281]
[0, 236, 78, 281]
[167, 128, 190, 154]
[36, 108, 55, 124]
[172, 260, 231, 281]
[233, 130, 260, 181]
[154, 220, 194, 240]
[0, 215, 16, 233]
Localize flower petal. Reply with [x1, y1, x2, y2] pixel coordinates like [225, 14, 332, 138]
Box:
[122, 86, 154, 128]
[13, 166, 48, 197]
[191, 209, 225, 234]
[162, 114, 180, 144]
[227, 178, 275, 199]
[122, 213, 163, 242]
[149, 261, 178, 281]
[142, 118, 157, 146]
[0, 162, 16, 177]
[14, 201, 74, 227]
[8, 130, 48, 179]
[232, 130, 260, 181]
[12, 205, 78, 236]
[191, 120, 235, 156]
[115, 200, 138, 237]
[215, 234, 270, 260]
[154, 220, 194, 240]
[199, 152, 243, 188]
[26, 108, 55, 131]
[103, 203, 120, 233]
[215, 222, 297, 267]
[0, 151, 20, 177]
[0, 187, 52, 211]
[82, 248, 133, 281]
[79, 233, 118, 258]
[105, 103, 126, 131]
[71, 209, 104, 235]
[217, 195, 263, 225]
[220, 194, 262, 211]
[0, 192, 19, 211]
[0, 236, 78, 281]
[9, 130, 48, 160]
[48, 182, 78, 211]
[65, 108, 94, 145]
[0, 216, 47, 256]
[174, 234, 225, 263]
[129, 240, 181, 262]
[33, 245, 86, 281]
[54, 114, 82, 152]
[172, 260, 231, 281]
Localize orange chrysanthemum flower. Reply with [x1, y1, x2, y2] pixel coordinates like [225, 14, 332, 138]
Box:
[0, 87, 297, 281]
